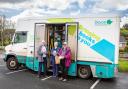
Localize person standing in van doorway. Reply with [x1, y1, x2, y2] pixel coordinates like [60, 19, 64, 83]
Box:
[58, 42, 71, 82]
[54, 32, 62, 48]
[50, 42, 60, 77]
[37, 40, 47, 78]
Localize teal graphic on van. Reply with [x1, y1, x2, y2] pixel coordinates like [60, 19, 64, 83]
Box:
[78, 27, 115, 62]
[107, 19, 113, 24]
[95, 19, 113, 26]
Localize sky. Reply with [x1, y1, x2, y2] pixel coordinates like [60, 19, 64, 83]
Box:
[0, 0, 128, 27]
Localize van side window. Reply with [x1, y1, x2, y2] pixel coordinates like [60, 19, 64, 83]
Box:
[14, 32, 27, 43]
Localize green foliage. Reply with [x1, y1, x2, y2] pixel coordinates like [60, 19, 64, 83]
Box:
[121, 24, 128, 38]
[0, 29, 15, 46]
[124, 46, 128, 53]
[123, 24, 128, 30]
[120, 28, 128, 37]
[119, 48, 125, 53]
[127, 41, 128, 45]
[0, 46, 4, 50]
[118, 60, 128, 72]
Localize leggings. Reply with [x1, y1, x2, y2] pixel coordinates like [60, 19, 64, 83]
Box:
[43, 57, 47, 76]
[60, 59, 69, 79]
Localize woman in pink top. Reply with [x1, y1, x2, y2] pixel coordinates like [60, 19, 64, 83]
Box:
[58, 42, 71, 82]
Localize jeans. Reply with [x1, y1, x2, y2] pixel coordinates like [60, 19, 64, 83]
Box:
[38, 57, 47, 77]
[52, 59, 58, 76]
[38, 62, 43, 77]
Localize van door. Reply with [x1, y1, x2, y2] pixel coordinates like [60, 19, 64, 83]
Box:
[33, 23, 46, 71]
[65, 23, 78, 76]
[34, 23, 47, 71]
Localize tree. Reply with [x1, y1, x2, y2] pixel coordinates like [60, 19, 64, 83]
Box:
[123, 24, 128, 30]
[120, 28, 128, 37]
[0, 15, 15, 46]
[3, 29, 15, 46]
[0, 15, 5, 47]
[124, 46, 128, 53]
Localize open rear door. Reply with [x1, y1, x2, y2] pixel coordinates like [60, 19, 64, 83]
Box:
[65, 23, 78, 76]
[34, 23, 47, 71]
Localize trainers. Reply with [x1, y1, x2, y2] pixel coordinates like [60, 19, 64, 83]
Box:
[59, 77, 63, 81]
[62, 79, 67, 82]
[43, 75, 48, 78]
[37, 75, 41, 78]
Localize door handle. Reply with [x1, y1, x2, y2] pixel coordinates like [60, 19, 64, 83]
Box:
[30, 51, 33, 54]
[23, 48, 27, 49]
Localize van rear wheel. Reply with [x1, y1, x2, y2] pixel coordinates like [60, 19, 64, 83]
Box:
[78, 65, 92, 79]
[6, 57, 19, 70]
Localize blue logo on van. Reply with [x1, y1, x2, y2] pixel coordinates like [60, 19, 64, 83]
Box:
[95, 19, 113, 26]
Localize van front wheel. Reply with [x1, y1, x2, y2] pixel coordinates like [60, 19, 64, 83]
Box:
[6, 57, 19, 70]
[78, 65, 92, 79]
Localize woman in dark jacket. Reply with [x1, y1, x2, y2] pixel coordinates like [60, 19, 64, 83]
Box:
[50, 42, 60, 77]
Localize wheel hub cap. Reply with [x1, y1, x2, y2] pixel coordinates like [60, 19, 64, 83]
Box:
[10, 61, 16, 67]
[80, 68, 88, 75]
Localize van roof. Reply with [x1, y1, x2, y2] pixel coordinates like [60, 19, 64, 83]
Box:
[18, 14, 120, 21]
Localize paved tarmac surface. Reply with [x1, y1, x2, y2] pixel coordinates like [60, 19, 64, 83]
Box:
[0, 52, 128, 89]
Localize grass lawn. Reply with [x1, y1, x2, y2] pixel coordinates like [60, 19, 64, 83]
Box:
[118, 58, 128, 72]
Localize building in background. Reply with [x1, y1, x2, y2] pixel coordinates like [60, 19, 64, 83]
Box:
[119, 36, 127, 49]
